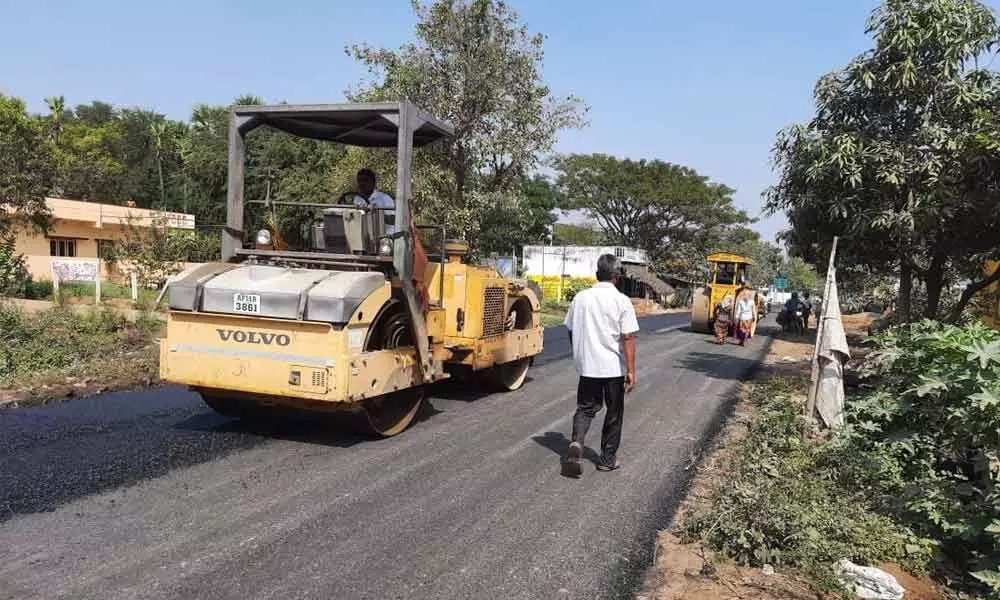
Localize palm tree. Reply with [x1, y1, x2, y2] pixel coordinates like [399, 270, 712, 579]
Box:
[150, 121, 167, 208]
[44, 95, 66, 144]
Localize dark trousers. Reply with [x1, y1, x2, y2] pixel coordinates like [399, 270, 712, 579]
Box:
[571, 376, 625, 463]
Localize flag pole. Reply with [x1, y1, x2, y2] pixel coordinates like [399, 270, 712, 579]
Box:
[804, 236, 838, 431]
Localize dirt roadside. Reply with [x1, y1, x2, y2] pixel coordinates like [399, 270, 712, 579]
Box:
[635, 314, 943, 600]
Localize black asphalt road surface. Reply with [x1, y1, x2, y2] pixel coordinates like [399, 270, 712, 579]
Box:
[0, 313, 771, 600]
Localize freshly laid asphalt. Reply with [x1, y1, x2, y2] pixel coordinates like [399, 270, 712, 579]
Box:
[0, 312, 772, 600]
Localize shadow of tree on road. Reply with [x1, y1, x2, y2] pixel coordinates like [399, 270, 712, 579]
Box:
[675, 352, 764, 382]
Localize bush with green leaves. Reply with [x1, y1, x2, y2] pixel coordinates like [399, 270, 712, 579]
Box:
[0, 304, 160, 384]
[0, 233, 31, 297]
[562, 279, 592, 302]
[682, 378, 931, 589]
[834, 320, 1000, 594]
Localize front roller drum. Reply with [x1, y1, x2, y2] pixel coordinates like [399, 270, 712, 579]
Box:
[690, 286, 712, 333]
[359, 297, 426, 437]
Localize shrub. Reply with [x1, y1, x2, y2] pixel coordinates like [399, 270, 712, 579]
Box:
[0, 233, 31, 297]
[0, 304, 160, 384]
[682, 378, 930, 588]
[562, 278, 591, 302]
[838, 320, 1000, 593]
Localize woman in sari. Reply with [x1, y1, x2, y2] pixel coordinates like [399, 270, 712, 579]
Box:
[734, 292, 756, 346]
[713, 297, 733, 344]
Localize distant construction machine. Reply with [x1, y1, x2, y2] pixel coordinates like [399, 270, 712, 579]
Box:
[158, 102, 544, 436]
[689, 252, 755, 333]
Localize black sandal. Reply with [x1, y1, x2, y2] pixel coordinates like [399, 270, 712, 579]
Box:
[563, 442, 583, 477]
[596, 459, 620, 472]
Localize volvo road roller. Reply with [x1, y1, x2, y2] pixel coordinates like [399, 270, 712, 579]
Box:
[159, 101, 544, 436]
[690, 252, 755, 333]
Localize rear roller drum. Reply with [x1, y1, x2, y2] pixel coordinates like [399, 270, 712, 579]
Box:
[491, 298, 533, 391]
[199, 393, 260, 419]
[493, 357, 530, 391]
[362, 387, 426, 438]
[360, 298, 426, 437]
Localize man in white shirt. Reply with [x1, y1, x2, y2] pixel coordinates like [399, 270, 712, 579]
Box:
[563, 254, 639, 476]
[348, 168, 396, 234]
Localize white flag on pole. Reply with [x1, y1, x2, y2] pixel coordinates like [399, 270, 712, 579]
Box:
[815, 270, 851, 429]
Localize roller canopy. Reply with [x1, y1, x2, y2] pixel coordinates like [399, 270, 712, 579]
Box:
[232, 102, 454, 147]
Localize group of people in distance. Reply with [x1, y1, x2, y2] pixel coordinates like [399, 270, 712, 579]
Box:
[712, 278, 764, 346]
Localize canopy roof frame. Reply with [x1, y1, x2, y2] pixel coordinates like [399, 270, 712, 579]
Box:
[221, 100, 455, 381]
[222, 100, 454, 263]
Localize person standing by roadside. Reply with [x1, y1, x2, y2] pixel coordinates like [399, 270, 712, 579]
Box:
[713, 297, 733, 345]
[802, 291, 814, 330]
[563, 254, 639, 476]
[734, 291, 756, 346]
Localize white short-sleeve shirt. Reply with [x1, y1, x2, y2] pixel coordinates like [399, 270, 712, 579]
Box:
[352, 189, 396, 234]
[563, 281, 640, 378]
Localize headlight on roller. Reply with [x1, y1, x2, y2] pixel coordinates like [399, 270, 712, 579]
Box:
[378, 237, 393, 256]
[256, 229, 272, 246]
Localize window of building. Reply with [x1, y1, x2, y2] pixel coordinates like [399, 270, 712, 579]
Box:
[49, 238, 77, 257]
[97, 239, 116, 260]
[614, 247, 625, 258]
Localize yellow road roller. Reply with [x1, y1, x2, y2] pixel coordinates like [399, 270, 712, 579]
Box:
[690, 252, 754, 333]
[159, 101, 544, 436]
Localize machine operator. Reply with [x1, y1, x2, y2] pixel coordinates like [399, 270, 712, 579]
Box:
[343, 168, 396, 234]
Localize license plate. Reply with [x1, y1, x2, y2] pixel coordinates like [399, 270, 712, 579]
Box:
[233, 293, 261, 314]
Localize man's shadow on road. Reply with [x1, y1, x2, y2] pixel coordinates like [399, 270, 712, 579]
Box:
[532, 431, 602, 478]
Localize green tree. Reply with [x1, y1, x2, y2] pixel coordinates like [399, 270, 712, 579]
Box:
[552, 222, 604, 246]
[781, 256, 820, 294]
[180, 104, 230, 226]
[50, 117, 126, 201]
[714, 227, 783, 287]
[766, 0, 1000, 321]
[0, 94, 54, 236]
[44, 95, 66, 143]
[554, 153, 749, 274]
[73, 101, 115, 126]
[346, 0, 586, 245]
[117, 109, 187, 211]
[476, 175, 561, 256]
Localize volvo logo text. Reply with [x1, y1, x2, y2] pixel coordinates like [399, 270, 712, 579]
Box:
[216, 329, 291, 346]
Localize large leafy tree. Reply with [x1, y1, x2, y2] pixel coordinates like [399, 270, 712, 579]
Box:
[0, 94, 54, 235]
[553, 153, 749, 275]
[713, 226, 784, 287]
[552, 222, 604, 246]
[180, 103, 230, 226]
[766, 0, 1000, 321]
[346, 0, 586, 244]
[50, 115, 126, 201]
[475, 175, 562, 256]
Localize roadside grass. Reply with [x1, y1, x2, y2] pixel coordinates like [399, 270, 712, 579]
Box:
[0, 301, 162, 405]
[42, 281, 160, 306]
[680, 376, 934, 592]
[645, 316, 1000, 600]
[540, 299, 568, 328]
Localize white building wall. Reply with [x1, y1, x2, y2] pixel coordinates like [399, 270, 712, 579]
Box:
[522, 246, 648, 278]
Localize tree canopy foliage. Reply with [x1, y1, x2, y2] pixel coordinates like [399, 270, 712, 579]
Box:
[1, 0, 587, 262]
[766, 0, 1000, 321]
[346, 0, 585, 253]
[0, 94, 54, 236]
[553, 153, 752, 277]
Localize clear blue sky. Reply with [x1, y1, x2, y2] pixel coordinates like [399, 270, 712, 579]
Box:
[3, 0, 978, 242]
